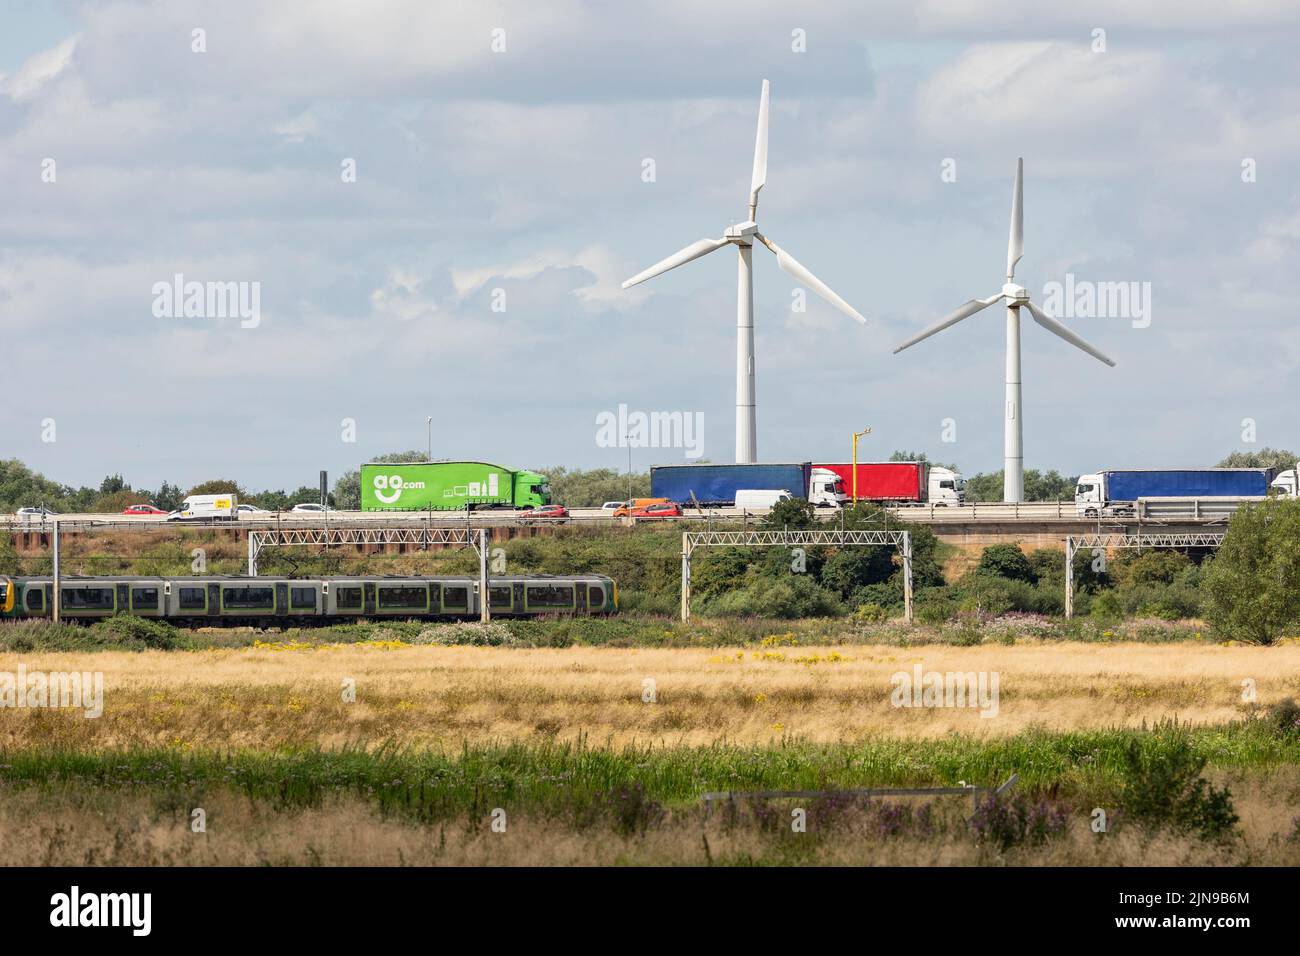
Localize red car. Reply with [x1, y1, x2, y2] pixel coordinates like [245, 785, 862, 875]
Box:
[519, 504, 569, 523]
[122, 504, 167, 516]
[630, 502, 681, 519]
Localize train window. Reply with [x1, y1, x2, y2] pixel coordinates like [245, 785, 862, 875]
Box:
[588, 585, 604, 607]
[489, 585, 512, 609]
[290, 587, 318, 610]
[526, 584, 574, 609]
[378, 585, 427, 610]
[131, 587, 160, 610]
[25, 589, 44, 612]
[441, 586, 468, 611]
[223, 586, 275, 610]
[178, 587, 206, 610]
[335, 587, 363, 609]
[61, 587, 115, 610]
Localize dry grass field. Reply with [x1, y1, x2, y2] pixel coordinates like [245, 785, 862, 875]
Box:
[2, 641, 1297, 750]
[2, 771, 1297, 866]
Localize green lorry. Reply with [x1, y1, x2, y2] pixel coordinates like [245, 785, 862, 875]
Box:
[359, 461, 550, 511]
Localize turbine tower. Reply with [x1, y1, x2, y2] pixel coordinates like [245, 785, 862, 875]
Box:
[892, 158, 1116, 502]
[622, 79, 866, 464]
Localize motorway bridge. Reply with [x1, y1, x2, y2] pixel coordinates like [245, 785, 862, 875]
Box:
[1, 503, 1236, 555]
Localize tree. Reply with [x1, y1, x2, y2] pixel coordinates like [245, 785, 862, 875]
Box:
[762, 497, 817, 530]
[542, 466, 649, 508]
[249, 489, 291, 511]
[287, 485, 328, 507]
[99, 474, 128, 496]
[371, 450, 428, 464]
[92, 489, 150, 513]
[976, 543, 1035, 583]
[963, 471, 1005, 502]
[187, 479, 245, 497]
[333, 470, 360, 510]
[1216, 448, 1298, 471]
[963, 469, 1076, 502]
[151, 481, 185, 511]
[0, 459, 69, 513]
[1202, 499, 1300, 644]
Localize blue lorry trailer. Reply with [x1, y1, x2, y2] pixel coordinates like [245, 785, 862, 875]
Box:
[650, 463, 813, 506]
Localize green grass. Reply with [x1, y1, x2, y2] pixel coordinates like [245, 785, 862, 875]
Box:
[2, 719, 1293, 823]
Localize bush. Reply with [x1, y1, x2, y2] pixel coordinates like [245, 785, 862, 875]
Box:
[1266, 698, 1300, 737]
[415, 622, 521, 646]
[852, 602, 890, 623]
[1119, 734, 1238, 841]
[976, 544, 1035, 583]
[89, 615, 188, 650]
[703, 575, 844, 619]
[970, 792, 1070, 851]
[1202, 499, 1300, 644]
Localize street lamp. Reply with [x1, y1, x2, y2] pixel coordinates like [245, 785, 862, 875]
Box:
[426, 417, 432, 462]
[851, 427, 872, 505]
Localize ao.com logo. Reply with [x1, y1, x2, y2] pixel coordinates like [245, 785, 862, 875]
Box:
[372, 473, 425, 504]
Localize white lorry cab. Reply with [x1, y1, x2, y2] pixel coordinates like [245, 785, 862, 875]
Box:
[167, 494, 238, 522]
[808, 467, 849, 508]
[1271, 464, 1300, 498]
[928, 467, 966, 506]
[735, 489, 794, 511]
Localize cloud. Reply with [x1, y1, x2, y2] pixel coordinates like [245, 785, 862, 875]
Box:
[1, 35, 77, 102]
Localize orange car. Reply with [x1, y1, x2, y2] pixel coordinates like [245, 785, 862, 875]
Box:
[629, 502, 682, 519]
[611, 498, 671, 517]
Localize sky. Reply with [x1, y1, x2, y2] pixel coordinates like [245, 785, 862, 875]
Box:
[3, 0, 1300, 492]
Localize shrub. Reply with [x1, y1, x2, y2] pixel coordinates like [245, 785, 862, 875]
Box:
[1202, 499, 1300, 644]
[1266, 698, 1300, 737]
[976, 544, 1035, 583]
[853, 602, 890, 624]
[704, 575, 844, 619]
[970, 792, 1070, 851]
[89, 615, 187, 650]
[1119, 735, 1238, 841]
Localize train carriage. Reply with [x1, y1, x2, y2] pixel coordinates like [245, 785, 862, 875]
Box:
[0, 573, 616, 624]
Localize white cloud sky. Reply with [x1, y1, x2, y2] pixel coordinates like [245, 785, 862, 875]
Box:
[2, 0, 1299, 491]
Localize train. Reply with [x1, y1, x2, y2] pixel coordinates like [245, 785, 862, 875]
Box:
[0, 574, 617, 624]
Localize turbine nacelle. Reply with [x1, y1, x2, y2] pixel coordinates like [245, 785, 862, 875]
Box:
[1001, 283, 1029, 305]
[725, 220, 759, 241]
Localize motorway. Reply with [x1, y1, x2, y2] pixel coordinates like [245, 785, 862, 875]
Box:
[0, 501, 1233, 532]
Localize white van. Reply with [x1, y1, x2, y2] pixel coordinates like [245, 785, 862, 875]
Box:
[735, 489, 794, 511]
[167, 494, 238, 522]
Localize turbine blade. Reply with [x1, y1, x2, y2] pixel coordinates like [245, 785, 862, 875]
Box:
[749, 79, 770, 210]
[893, 295, 1002, 354]
[756, 232, 865, 323]
[621, 237, 730, 288]
[1007, 157, 1023, 279]
[1024, 300, 1116, 367]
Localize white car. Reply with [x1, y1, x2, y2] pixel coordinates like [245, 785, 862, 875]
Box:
[290, 503, 335, 513]
[16, 506, 57, 520]
[600, 501, 625, 513]
[235, 504, 269, 516]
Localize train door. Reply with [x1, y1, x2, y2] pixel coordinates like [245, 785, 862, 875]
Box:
[207, 583, 220, 618]
[275, 583, 287, 616]
[364, 583, 377, 615]
[116, 584, 128, 613]
[576, 583, 587, 613]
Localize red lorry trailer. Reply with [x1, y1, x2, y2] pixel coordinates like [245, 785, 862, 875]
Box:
[815, 462, 925, 503]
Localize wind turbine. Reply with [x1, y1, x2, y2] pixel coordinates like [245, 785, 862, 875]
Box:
[892, 158, 1116, 502]
[622, 79, 866, 464]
